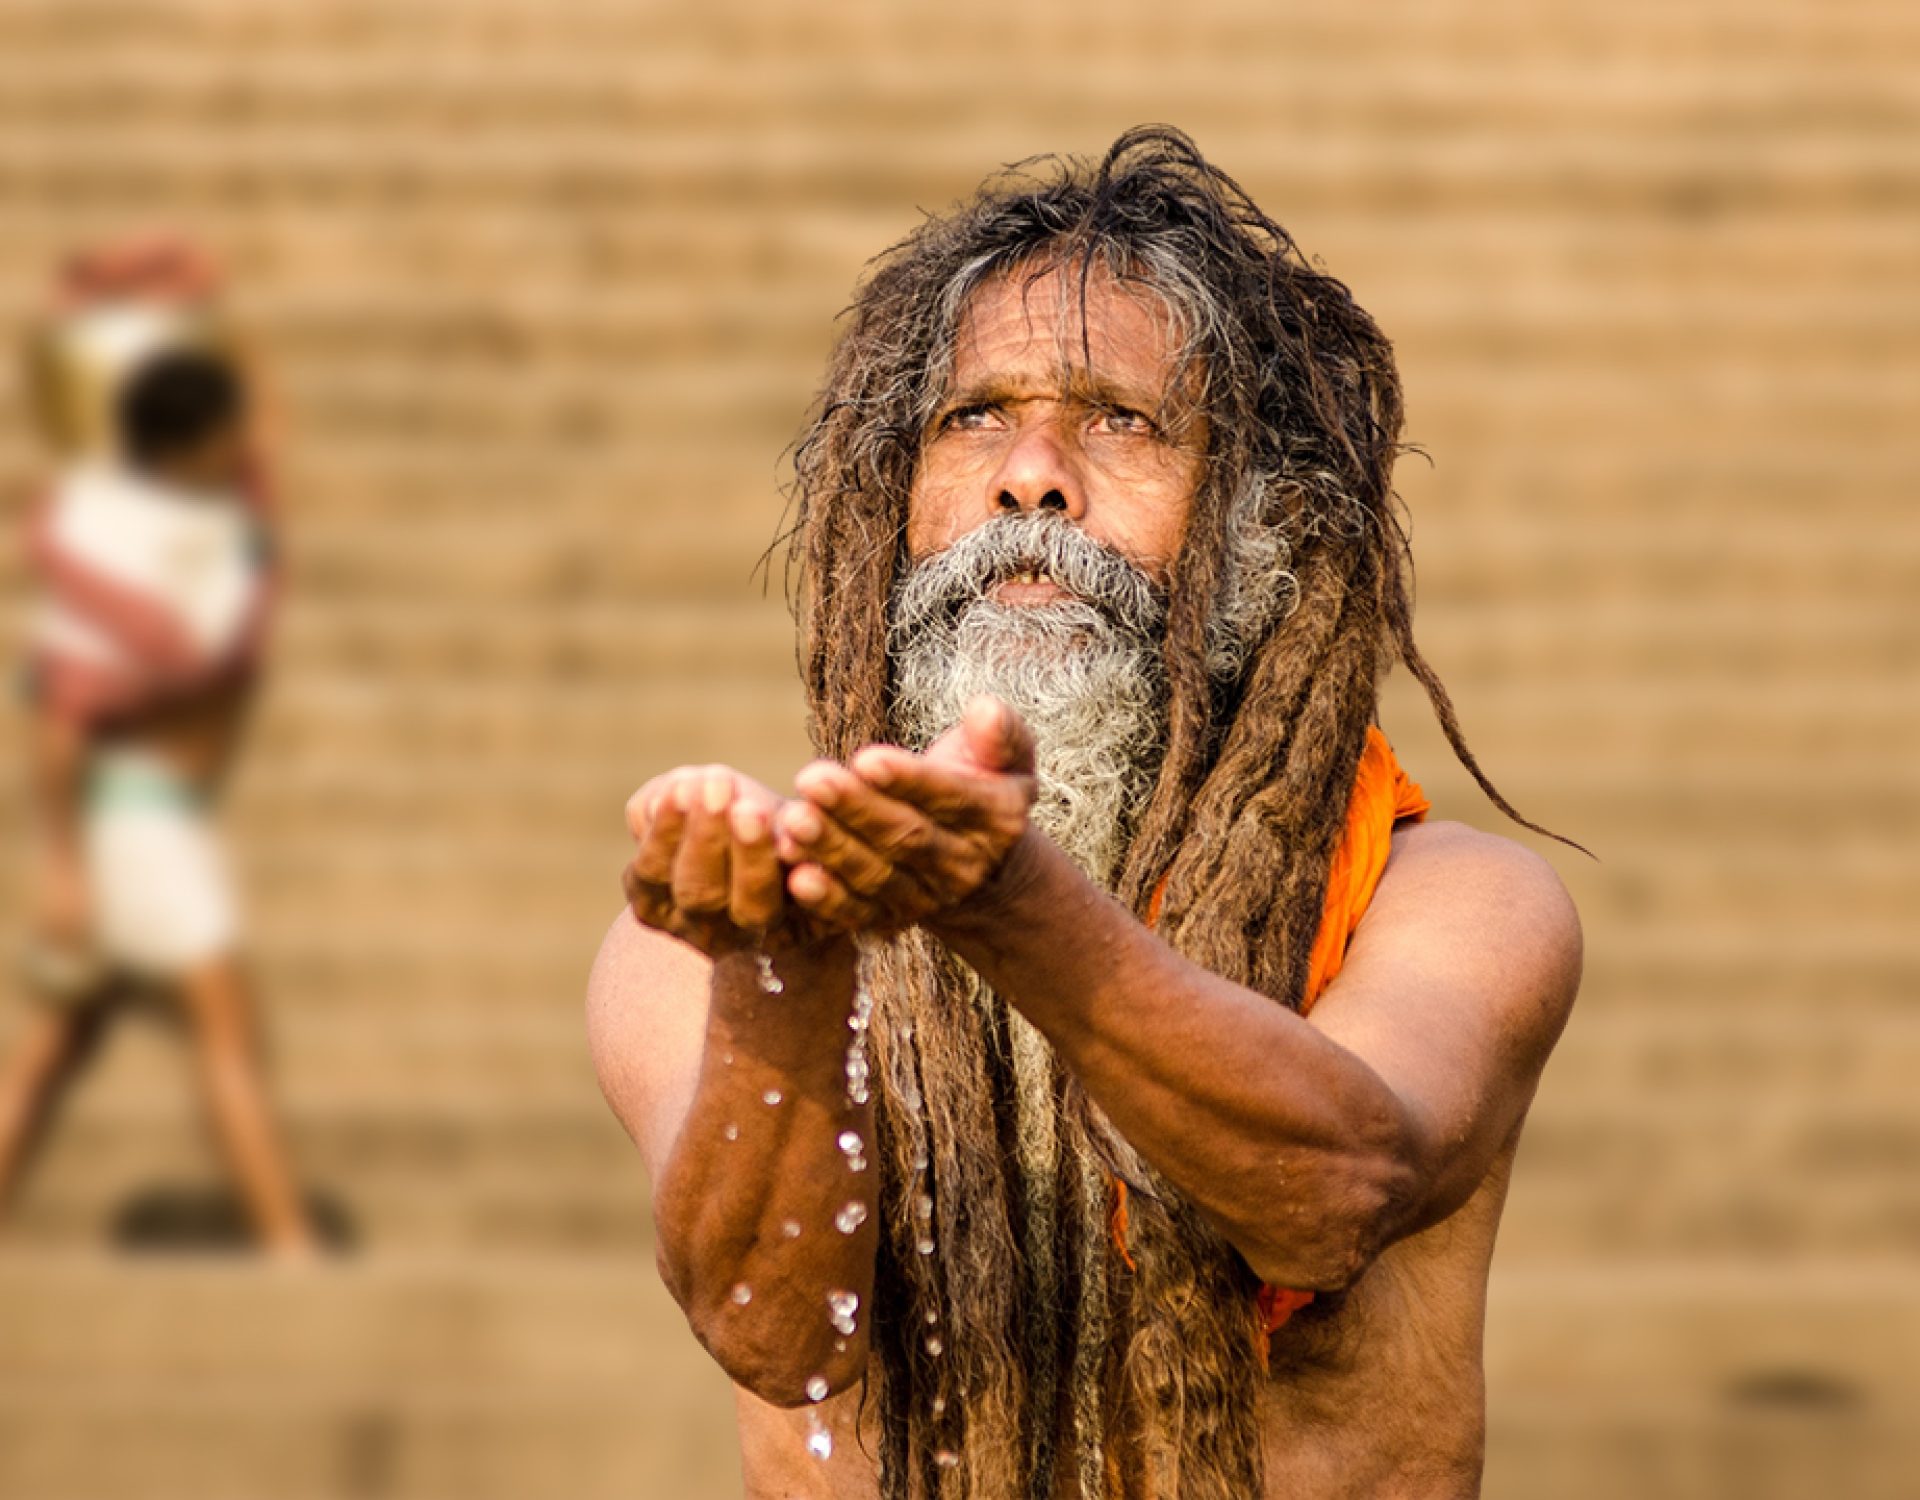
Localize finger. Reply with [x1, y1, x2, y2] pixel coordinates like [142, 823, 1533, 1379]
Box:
[847, 745, 1030, 825]
[792, 762, 940, 865]
[670, 767, 735, 915]
[624, 775, 673, 841]
[727, 799, 786, 931]
[774, 796, 898, 898]
[629, 771, 693, 884]
[786, 862, 882, 930]
[622, 859, 674, 930]
[962, 695, 1036, 776]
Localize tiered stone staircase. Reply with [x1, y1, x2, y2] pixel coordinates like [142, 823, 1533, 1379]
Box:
[0, 2, 1914, 1495]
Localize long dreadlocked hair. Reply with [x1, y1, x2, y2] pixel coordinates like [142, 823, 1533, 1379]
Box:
[784, 125, 1565, 1499]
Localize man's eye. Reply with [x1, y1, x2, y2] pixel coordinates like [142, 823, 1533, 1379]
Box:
[940, 403, 998, 431]
[1096, 407, 1156, 436]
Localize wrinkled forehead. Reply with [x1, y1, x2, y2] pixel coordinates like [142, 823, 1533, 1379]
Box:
[943, 259, 1192, 411]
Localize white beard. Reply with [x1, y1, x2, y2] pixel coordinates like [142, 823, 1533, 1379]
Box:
[890, 583, 1168, 890]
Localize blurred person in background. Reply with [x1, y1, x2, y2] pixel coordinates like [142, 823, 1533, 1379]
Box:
[590, 130, 1583, 1498]
[0, 240, 314, 1254]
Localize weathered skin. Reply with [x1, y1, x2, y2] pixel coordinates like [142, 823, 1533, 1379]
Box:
[590, 809, 1570, 1499]
[586, 268, 1582, 1498]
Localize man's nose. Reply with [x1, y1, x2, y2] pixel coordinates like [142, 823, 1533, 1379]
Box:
[989, 421, 1088, 521]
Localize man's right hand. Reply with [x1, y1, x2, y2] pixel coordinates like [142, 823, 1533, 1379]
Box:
[622, 765, 822, 960]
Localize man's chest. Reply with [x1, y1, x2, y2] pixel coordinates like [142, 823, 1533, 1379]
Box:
[1251, 1159, 1511, 1496]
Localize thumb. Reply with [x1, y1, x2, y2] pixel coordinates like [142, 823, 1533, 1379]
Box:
[961, 695, 1036, 777]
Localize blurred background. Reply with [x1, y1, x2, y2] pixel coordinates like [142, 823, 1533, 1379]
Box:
[0, 1, 1915, 1497]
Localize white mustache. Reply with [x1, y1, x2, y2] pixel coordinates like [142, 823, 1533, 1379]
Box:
[889, 514, 1167, 644]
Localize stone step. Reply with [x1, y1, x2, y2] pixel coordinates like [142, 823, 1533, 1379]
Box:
[8, 428, 1914, 512]
[5, 359, 1907, 449]
[0, 760, 1903, 845]
[5, 134, 1916, 232]
[0, 1257, 1908, 1498]
[9, 286, 1916, 379]
[7, 1001, 1920, 1257]
[0, 45, 1914, 117]
[3, 211, 1916, 319]
[1, 851, 1894, 962]
[69, 675, 1901, 763]
[0, 1252, 737, 1500]
[11, 1000, 1918, 1117]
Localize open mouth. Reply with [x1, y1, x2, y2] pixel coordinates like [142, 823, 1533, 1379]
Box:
[992, 566, 1074, 604]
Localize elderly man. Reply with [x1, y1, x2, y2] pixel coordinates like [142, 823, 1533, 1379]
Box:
[589, 127, 1581, 1499]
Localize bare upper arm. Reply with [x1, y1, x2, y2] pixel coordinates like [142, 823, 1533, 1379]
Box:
[1306, 819, 1583, 1231]
[585, 907, 716, 1183]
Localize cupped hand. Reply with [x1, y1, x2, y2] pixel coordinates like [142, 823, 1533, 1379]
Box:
[622, 764, 823, 959]
[773, 696, 1038, 933]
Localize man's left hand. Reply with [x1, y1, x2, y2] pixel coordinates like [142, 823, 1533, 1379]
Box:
[775, 696, 1038, 933]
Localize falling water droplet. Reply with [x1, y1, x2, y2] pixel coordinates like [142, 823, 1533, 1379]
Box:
[762, 1088, 783, 1106]
[826, 1288, 860, 1337]
[805, 1375, 830, 1403]
[934, 1448, 960, 1469]
[806, 1411, 833, 1460]
[924, 1309, 938, 1326]
[722, 1051, 734, 1066]
[834, 1201, 868, 1234]
[780, 1219, 801, 1239]
[925, 1335, 944, 1357]
[932, 1395, 947, 1417]
[913, 1193, 934, 1221]
[843, 947, 876, 1107]
[916, 1236, 935, 1256]
[837, 1130, 863, 1156]
[755, 951, 785, 994]
[728, 1283, 753, 1306]
[722, 1123, 740, 1142]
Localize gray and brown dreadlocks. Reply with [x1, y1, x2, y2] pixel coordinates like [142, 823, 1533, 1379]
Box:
[783, 125, 1560, 1500]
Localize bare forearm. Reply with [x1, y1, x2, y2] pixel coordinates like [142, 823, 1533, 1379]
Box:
[931, 832, 1419, 1288]
[28, 708, 86, 862]
[653, 937, 879, 1403]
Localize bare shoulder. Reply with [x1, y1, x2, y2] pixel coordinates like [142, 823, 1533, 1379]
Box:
[1379, 819, 1582, 954]
[585, 909, 716, 1180]
[1312, 819, 1583, 1228]
[1361, 817, 1584, 1048]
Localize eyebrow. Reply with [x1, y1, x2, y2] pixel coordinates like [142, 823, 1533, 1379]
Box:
[940, 368, 1166, 414]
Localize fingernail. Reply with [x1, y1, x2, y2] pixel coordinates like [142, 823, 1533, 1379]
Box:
[785, 804, 822, 842]
[703, 770, 733, 814]
[731, 804, 766, 842]
[790, 866, 827, 902]
[672, 777, 694, 813]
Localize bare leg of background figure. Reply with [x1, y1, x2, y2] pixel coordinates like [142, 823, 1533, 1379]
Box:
[0, 1003, 100, 1225]
[176, 957, 316, 1255]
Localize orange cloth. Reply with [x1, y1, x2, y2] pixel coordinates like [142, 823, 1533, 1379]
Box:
[1119, 725, 1430, 1350]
